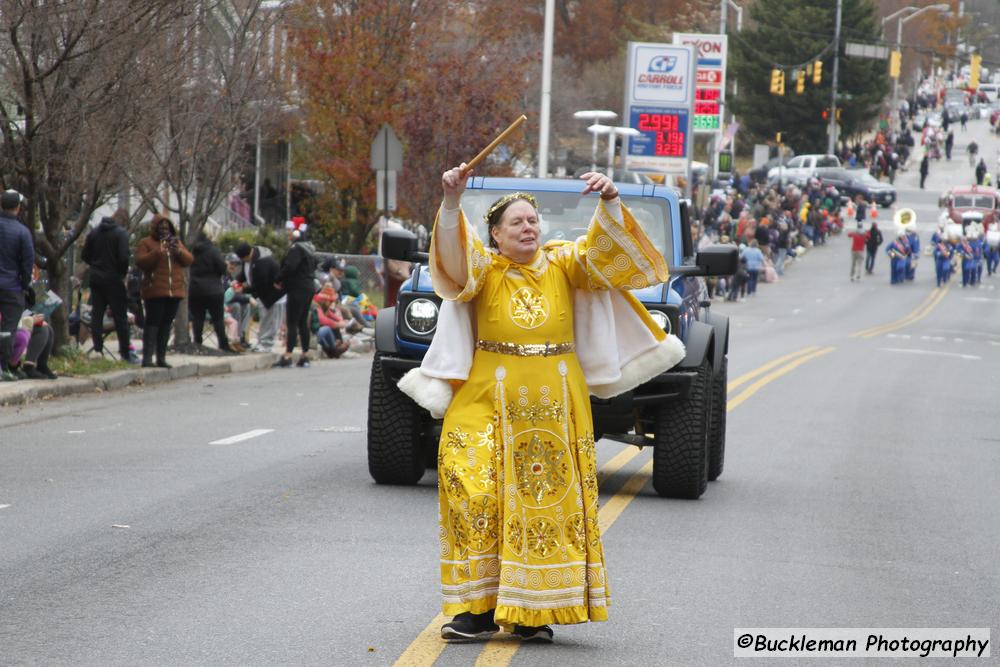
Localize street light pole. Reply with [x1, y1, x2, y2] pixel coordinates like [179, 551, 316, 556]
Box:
[574, 110, 617, 171]
[605, 126, 640, 180]
[885, 4, 951, 130]
[828, 0, 842, 155]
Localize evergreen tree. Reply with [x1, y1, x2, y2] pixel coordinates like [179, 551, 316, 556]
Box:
[729, 0, 889, 154]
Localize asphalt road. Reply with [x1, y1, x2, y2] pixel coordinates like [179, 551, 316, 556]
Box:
[2, 119, 998, 666]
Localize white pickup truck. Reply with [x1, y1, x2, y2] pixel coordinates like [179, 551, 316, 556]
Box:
[768, 154, 841, 186]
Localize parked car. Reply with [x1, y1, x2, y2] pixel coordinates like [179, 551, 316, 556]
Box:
[938, 185, 1000, 229]
[749, 154, 794, 184]
[369, 177, 738, 499]
[768, 154, 840, 186]
[812, 168, 895, 207]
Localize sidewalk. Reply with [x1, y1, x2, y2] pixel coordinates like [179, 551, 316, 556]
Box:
[0, 352, 280, 407]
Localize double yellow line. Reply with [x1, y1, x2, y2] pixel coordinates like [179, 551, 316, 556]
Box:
[850, 285, 951, 339]
[393, 345, 834, 667]
[727, 346, 836, 410]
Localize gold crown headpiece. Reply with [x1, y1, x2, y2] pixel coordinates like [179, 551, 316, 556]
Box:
[484, 192, 538, 224]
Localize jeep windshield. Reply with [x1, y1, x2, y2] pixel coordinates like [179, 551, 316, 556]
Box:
[460, 190, 673, 260]
[953, 195, 996, 209]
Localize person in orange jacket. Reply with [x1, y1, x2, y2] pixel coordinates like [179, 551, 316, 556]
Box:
[134, 214, 193, 367]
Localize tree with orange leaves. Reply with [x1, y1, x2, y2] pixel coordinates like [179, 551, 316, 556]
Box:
[288, 0, 535, 252]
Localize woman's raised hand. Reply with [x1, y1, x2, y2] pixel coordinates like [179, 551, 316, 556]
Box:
[579, 171, 618, 199]
[442, 163, 471, 209]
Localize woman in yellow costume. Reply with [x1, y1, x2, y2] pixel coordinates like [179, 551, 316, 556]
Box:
[398, 164, 685, 643]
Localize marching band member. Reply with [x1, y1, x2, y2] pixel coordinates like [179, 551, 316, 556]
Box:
[885, 228, 910, 285]
[933, 233, 952, 287]
[985, 222, 1000, 277]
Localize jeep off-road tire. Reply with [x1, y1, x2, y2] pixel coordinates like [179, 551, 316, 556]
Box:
[708, 356, 727, 481]
[652, 360, 711, 499]
[367, 354, 425, 485]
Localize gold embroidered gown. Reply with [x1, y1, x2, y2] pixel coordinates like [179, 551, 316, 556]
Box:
[431, 198, 668, 627]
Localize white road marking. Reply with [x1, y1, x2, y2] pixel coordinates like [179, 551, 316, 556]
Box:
[880, 348, 981, 360]
[792, 309, 802, 315]
[310, 426, 365, 433]
[962, 297, 1000, 303]
[209, 429, 275, 446]
[239, 402, 249, 406]
[954, 338, 964, 343]
[68, 430, 85, 434]
[0, 504, 11, 510]
[931, 329, 1000, 339]
[919, 336, 945, 342]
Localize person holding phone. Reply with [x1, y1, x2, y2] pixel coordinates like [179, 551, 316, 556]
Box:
[134, 214, 193, 367]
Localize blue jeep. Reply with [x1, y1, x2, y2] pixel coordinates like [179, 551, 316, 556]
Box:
[369, 177, 737, 499]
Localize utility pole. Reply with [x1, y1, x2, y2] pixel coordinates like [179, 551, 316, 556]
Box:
[538, 0, 554, 177]
[827, 0, 842, 155]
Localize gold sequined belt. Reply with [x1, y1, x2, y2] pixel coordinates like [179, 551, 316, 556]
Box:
[475, 339, 575, 357]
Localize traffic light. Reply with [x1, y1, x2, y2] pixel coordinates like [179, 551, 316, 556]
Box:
[812, 60, 823, 85]
[822, 108, 829, 121]
[970, 54, 982, 88]
[889, 50, 901, 79]
[796, 69, 805, 94]
[770, 69, 785, 95]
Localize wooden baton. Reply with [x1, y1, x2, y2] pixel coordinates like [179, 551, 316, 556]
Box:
[459, 115, 527, 178]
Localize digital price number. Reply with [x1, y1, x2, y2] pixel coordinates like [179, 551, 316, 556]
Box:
[693, 88, 721, 130]
[637, 112, 687, 157]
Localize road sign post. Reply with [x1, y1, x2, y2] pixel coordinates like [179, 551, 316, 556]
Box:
[370, 124, 403, 213]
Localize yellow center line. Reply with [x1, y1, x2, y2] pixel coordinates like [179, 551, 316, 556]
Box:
[727, 347, 836, 410]
[727, 346, 819, 392]
[394, 444, 645, 667]
[393, 612, 449, 667]
[849, 286, 949, 338]
[855, 284, 951, 339]
[597, 444, 644, 485]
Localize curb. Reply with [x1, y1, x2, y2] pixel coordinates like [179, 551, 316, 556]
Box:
[0, 352, 281, 407]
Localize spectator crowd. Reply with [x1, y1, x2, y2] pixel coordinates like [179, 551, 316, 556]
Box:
[1, 196, 377, 383]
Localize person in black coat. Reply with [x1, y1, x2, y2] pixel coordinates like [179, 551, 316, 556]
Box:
[235, 240, 284, 352]
[81, 209, 135, 362]
[865, 221, 883, 274]
[188, 233, 234, 352]
[273, 218, 317, 367]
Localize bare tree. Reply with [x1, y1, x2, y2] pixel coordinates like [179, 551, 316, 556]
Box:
[128, 1, 282, 243]
[125, 1, 283, 345]
[0, 0, 190, 349]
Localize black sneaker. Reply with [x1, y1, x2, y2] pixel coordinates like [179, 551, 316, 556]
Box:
[273, 356, 293, 368]
[440, 611, 499, 642]
[512, 625, 554, 643]
[25, 366, 48, 381]
[37, 366, 58, 380]
[296, 356, 311, 368]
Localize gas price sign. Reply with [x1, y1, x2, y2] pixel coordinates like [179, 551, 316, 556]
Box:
[630, 108, 688, 157]
[693, 89, 721, 130]
[673, 33, 727, 135]
[623, 42, 695, 172]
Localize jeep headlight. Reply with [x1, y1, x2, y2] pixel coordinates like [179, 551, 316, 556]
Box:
[404, 298, 438, 335]
[648, 310, 671, 334]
